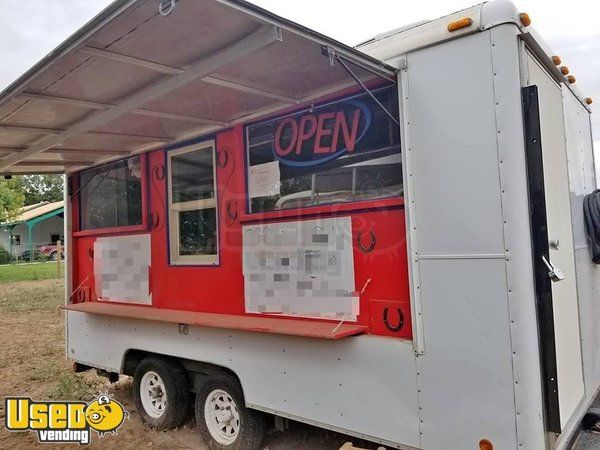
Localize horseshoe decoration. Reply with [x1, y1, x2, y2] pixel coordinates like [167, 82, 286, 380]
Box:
[151, 212, 161, 230]
[152, 164, 165, 181]
[383, 307, 404, 333]
[226, 200, 238, 222]
[217, 147, 230, 169]
[77, 289, 88, 303]
[357, 229, 376, 253]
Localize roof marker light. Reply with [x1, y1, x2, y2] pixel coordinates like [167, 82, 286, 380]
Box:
[479, 439, 494, 450]
[568, 75, 576, 84]
[561, 66, 570, 75]
[447, 17, 473, 32]
[519, 13, 532, 27]
[585, 98, 593, 105]
[552, 56, 561, 65]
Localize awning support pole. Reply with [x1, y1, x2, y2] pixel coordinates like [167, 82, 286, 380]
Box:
[27, 222, 34, 262]
[8, 224, 14, 259]
[331, 51, 400, 127]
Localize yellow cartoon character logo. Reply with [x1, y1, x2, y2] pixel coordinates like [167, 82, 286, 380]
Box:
[84, 394, 129, 437]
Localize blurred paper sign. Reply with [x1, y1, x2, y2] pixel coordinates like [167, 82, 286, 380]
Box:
[249, 161, 281, 198]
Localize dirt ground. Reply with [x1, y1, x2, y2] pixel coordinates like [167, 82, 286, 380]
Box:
[0, 279, 380, 450]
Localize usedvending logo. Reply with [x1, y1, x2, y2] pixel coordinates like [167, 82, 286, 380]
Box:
[4, 394, 129, 445]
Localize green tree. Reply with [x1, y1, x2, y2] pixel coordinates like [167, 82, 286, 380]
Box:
[0, 178, 24, 223]
[18, 175, 64, 205]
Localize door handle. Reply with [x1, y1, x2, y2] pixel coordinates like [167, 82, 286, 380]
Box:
[541, 255, 564, 282]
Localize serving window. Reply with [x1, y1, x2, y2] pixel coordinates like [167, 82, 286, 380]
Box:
[167, 141, 219, 265]
[246, 85, 402, 214]
[78, 155, 145, 232]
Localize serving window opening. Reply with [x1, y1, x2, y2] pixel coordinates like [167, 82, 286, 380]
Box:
[167, 141, 219, 265]
[246, 84, 402, 214]
[78, 155, 144, 232]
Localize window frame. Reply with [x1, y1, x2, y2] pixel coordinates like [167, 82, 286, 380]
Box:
[243, 84, 403, 219]
[167, 140, 219, 266]
[73, 154, 148, 237]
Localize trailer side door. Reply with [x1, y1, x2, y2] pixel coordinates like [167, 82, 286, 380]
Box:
[523, 49, 585, 432]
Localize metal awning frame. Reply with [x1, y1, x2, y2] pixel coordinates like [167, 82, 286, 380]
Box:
[0, 0, 397, 174]
[0, 24, 283, 172]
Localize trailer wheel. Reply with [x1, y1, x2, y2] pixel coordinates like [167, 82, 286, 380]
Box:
[133, 356, 190, 430]
[195, 374, 265, 450]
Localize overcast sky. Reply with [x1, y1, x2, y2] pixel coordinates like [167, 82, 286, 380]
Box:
[1, 0, 599, 145]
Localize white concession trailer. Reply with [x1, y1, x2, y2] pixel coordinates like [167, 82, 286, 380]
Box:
[0, 1, 598, 449]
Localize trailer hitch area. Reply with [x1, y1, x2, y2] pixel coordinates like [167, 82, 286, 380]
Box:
[73, 362, 93, 373]
[96, 368, 120, 383]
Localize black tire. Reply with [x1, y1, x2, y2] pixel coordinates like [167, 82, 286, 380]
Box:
[133, 356, 190, 430]
[195, 374, 265, 450]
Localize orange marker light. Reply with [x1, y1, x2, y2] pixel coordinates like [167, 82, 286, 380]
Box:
[585, 98, 593, 105]
[568, 75, 576, 83]
[479, 439, 494, 450]
[561, 66, 570, 75]
[552, 55, 561, 65]
[519, 12, 532, 27]
[447, 17, 473, 32]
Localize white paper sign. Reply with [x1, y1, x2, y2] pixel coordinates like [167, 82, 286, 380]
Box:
[94, 234, 151, 305]
[249, 161, 281, 198]
[242, 217, 358, 321]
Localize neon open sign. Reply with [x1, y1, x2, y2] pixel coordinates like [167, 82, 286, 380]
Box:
[273, 99, 372, 167]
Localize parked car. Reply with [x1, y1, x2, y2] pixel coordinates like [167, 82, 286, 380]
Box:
[39, 244, 64, 261]
[21, 244, 64, 261]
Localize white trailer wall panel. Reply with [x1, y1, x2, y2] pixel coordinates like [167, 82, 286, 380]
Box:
[403, 30, 521, 449]
[66, 312, 422, 449]
[490, 26, 547, 449]
[563, 88, 600, 396]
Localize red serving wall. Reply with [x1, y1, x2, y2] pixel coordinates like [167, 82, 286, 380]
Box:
[70, 125, 412, 339]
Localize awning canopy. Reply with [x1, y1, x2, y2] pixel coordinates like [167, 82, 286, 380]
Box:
[0, 0, 396, 175]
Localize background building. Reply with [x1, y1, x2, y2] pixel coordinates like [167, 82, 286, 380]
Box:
[0, 201, 64, 260]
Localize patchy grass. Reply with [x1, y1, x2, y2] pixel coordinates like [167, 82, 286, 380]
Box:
[0, 279, 375, 449]
[48, 372, 102, 401]
[0, 278, 64, 312]
[0, 261, 62, 283]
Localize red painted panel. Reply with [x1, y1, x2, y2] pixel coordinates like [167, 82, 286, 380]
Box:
[147, 127, 247, 314]
[351, 209, 412, 338]
[72, 235, 97, 303]
[69, 103, 411, 339]
[62, 302, 368, 340]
